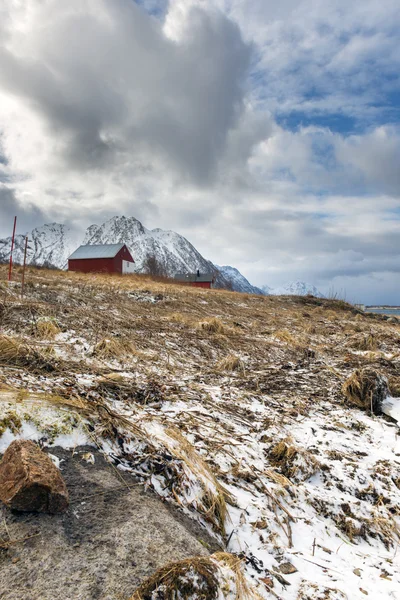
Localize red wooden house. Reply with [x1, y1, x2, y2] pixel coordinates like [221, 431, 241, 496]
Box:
[68, 244, 135, 274]
[174, 270, 215, 289]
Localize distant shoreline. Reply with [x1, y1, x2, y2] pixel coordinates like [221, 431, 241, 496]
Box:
[366, 306, 400, 310]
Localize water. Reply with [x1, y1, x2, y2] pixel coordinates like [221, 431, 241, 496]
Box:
[365, 308, 400, 316]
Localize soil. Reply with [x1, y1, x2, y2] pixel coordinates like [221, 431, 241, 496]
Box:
[0, 446, 220, 600]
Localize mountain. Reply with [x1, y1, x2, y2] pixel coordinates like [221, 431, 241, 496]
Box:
[217, 265, 264, 295]
[0, 223, 77, 270]
[83, 216, 220, 280]
[261, 284, 272, 295]
[0, 216, 255, 293]
[268, 281, 325, 298]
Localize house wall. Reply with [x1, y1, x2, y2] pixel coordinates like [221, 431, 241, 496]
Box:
[122, 260, 136, 274]
[68, 258, 117, 274]
[190, 281, 212, 289]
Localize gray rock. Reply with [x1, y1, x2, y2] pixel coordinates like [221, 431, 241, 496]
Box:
[0, 446, 219, 600]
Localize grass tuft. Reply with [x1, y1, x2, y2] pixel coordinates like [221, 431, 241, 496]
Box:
[269, 437, 320, 483]
[342, 368, 388, 414]
[199, 318, 226, 334]
[35, 318, 61, 340]
[216, 354, 245, 373]
[93, 337, 137, 360]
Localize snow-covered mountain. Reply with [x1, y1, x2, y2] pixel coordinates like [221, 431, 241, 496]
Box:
[217, 265, 264, 295]
[0, 216, 251, 293]
[268, 281, 325, 298]
[0, 216, 325, 297]
[83, 216, 219, 280]
[0, 223, 78, 270]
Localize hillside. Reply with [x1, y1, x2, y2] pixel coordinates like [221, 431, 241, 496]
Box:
[0, 216, 246, 293]
[0, 266, 399, 600]
[0, 216, 324, 297]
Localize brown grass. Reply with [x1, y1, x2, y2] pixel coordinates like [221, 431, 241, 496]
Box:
[348, 333, 378, 351]
[0, 335, 56, 372]
[35, 319, 61, 340]
[199, 318, 226, 334]
[129, 555, 220, 600]
[216, 354, 245, 373]
[130, 552, 261, 600]
[342, 368, 388, 414]
[93, 337, 137, 360]
[269, 437, 320, 483]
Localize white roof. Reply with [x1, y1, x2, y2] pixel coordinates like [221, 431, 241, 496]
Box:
[69, 244, 125, 260]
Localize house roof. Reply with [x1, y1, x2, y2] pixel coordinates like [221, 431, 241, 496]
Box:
[174, 272, 214, 283]
[69, 243, 127, 260]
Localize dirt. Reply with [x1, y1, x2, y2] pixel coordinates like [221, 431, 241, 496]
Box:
[0, 446, 220, 600]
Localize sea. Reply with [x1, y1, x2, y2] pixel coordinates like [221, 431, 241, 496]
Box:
[365, 307, 400, 316]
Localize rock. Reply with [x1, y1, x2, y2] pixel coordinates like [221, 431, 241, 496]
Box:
[0, 440, 69, 513]
[279, 562, 298, 575]
[387, 317, 398, 324]
[353, 568, 362, 577]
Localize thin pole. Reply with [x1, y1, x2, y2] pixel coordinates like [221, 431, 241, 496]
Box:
[8, 216, 17, 282]
[21, 235, 28, 297]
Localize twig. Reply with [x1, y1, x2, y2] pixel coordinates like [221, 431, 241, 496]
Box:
[0, 532, 41, 549]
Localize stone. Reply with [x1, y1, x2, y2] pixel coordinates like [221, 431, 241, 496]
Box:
[0, 440, 69, 513]
[279, 562, 298, 575]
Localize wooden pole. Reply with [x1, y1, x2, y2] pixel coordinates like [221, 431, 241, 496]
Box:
[8, 216, 17, 282]
[21, 236, 28, 297]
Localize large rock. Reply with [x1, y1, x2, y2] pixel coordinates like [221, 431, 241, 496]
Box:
[0, 440, 69, 513]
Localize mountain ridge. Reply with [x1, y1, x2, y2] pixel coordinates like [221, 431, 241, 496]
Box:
[0, 216, 324, 297]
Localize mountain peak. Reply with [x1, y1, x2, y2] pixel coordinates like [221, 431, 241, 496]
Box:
[268, 281, 324, 298]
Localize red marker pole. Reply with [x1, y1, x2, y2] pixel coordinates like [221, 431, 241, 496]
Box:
[8, 216, 17, 282]
[21, 235, 28, 297]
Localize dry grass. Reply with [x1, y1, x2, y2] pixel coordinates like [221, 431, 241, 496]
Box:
[199, 318, 227, 335]
[348, 333, 378, 351]
[130, 552, 261, 600]
[216, 354, 245, 373]
[168, 312, 191, 326]
[35, 318, 61, 340]
[388, 376, 400, 397]
[0, 385, 230, 537]
[0, 335, 56, 372]
[269, 437, 320, 483]
[164, 428, 232, 537]
[93, 337, 137, 360]
[130, 555, 220, 600]
[342, 368, 388, 414]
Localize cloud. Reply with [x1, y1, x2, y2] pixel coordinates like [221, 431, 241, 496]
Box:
[335, 126, 400, 195]
[0, 185, 47, 235]
[0, 0, 399, 303]
[0, 0, 251, 183]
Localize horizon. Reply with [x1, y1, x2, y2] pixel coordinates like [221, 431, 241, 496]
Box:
[0, 1, 399, 303]
[0, 215, 400, 308]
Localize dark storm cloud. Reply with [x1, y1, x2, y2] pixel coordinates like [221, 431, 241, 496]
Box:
[0, 1, 251, 182]
[0, 187, 47, 236]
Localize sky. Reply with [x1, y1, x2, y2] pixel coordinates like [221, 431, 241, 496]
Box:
[0, 0, 399, 303]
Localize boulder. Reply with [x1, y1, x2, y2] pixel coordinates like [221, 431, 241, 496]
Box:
[0, 440, 69, 513]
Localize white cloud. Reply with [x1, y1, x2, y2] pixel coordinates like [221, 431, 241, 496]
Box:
[0, 0, 399, 303]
